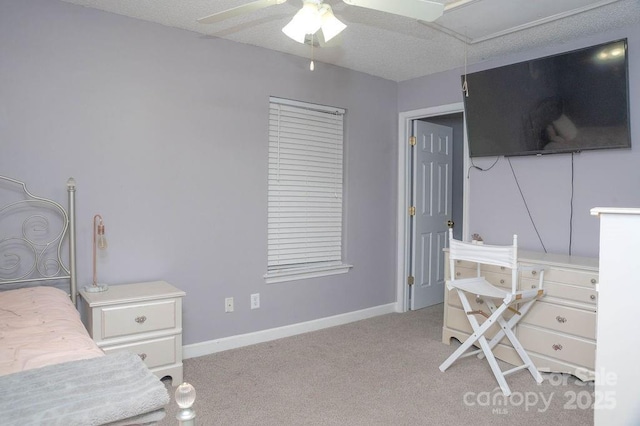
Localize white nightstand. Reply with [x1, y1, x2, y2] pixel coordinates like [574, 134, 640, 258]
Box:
[79, 281, 186, 386]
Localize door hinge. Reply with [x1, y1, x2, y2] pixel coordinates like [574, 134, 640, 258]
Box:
[409, 136, 417, 146]
[407, 275, 415, 286]
[409, 206, 416, 216]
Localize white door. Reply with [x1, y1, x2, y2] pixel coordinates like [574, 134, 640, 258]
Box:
[410, 120, 453, 310]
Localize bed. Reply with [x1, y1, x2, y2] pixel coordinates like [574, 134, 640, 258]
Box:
[0, 175, 193, 425]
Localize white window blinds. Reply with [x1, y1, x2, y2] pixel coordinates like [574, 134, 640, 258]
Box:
[267, 97, 346, 277]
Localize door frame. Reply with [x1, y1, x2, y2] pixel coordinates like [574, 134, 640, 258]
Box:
[395, 103, 470, 313]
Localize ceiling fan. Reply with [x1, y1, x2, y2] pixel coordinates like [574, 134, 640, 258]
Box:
[197, 0, 445, 44]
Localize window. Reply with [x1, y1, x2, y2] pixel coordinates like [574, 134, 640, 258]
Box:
[265, 97, 351, 283]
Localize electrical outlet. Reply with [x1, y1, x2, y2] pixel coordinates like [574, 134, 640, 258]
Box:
[250, 293, 260, 310]
[225, 297, 234, 313]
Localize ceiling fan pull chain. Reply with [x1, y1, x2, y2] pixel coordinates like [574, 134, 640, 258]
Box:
[462, 27, 469, 97]
[310, 33, 315, 71]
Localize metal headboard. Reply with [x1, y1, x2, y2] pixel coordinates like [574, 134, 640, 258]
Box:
[0, 176, 78, 305]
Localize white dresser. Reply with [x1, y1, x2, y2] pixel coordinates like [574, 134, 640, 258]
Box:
[80, 281, 185, 386]
[442, 250, 598, 381]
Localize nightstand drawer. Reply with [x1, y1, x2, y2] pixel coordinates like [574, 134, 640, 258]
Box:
[102, 335, 178, 369]
[521, 301, 596, 339]
[101, 299, 178, 339]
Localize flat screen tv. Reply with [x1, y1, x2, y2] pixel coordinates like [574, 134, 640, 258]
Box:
[463, 39, 630, 158]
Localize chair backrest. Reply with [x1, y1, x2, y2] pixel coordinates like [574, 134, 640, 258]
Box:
[448, 228, 519, 293]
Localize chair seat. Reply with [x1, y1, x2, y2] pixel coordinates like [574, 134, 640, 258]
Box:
[447, 277, 507, 299]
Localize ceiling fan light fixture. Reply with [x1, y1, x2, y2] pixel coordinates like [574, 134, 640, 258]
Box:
[319, 5, 346, 42]
[282, 20, 307, 43]
[282, 2, 323, 44]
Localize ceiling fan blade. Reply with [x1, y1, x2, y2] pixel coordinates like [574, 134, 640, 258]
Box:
[342, 0, 444, 22]
[197, 0, 288, 24]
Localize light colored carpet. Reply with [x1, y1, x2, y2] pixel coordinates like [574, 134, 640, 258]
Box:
[161, 303, 593, 425]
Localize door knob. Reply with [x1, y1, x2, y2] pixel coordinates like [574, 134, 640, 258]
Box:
[447, 220, 454, 228]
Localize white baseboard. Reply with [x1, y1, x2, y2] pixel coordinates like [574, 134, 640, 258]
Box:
[183, 303, 397, 359]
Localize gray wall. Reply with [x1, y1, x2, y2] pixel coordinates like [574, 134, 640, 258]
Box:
[0, 0, 398, 345]
[399, 27, 640, 258]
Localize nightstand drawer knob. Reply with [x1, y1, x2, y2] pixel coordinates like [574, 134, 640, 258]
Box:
[139, 353, 147, 361]
[556, 316, 567, 323]
[590, 294, 596, 300]
[591, 278, 597, 284]
[135, 315, 147, 324]
[552, 344, 563, 351]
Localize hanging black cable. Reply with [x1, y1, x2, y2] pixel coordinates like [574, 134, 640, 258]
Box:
[507, 157, 547, 253]
[569, 153, 575, 255]
[468, 156, 500, 178]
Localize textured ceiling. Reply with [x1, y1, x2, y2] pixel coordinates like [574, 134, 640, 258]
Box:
[59, 0, 640, 82]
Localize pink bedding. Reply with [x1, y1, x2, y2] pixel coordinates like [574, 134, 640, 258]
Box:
[0, 286, 104, 376]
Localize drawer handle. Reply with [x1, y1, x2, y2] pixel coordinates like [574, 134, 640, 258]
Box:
[139, 353, 147, 361]
[591, 278, 596, 284]
[556, 316, 567, 323]
[475, 295, 484, 305]
[590, 294, 596, 300]
[552, 344, 563, 351]
[500, 279, 505, 284]
[500, 266, 505, 271]
[135, 315, 147, 324]
[456, 272, 461, 277]
[531, 270, 537, 276]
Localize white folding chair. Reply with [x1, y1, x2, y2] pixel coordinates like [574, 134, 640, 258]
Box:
[439, 229, 545, 396]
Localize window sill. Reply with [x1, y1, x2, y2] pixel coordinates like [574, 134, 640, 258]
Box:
[264, 263, 353, 284]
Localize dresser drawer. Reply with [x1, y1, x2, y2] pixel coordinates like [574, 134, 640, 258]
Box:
[447, 288, 515, 313]
[518, 324, 595, 369]
[521, 301, 596, 339]
[540, 268, 598, 287]
[446, 306, 510, 343]
[100, 299, 178, 339]
[102, 335, 178, 369]
[451, 265, 476, 280]
[453, 260, 511, 276]
[447, 289, 489, 311]
[451, 270, 512, 289]
[521, 279, 597, 305]
[528, 354, 595, 381]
